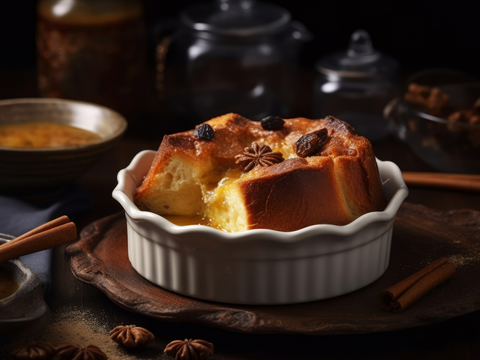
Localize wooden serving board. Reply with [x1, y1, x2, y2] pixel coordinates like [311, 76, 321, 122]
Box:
[65, 203, 480, 335]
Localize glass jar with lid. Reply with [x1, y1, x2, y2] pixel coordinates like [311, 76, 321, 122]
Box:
[313, 30, 398, 141]
[160, 0, 312, 124]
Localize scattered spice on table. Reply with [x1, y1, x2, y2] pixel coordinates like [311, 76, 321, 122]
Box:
[40, 308, 165, 360]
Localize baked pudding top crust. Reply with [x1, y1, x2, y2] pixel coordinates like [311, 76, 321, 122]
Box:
[134, 113, 387, 232]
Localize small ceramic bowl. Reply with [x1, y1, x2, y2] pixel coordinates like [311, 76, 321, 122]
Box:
[113, 151, 408, 305]
[0, 98, 127, 197]
[0, 235, 50, 336]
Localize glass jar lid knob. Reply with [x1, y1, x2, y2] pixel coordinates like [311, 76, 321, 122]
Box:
[316, 29, 398, 78]
[347, 30, 375, 57]
[341, 29, 379, 66]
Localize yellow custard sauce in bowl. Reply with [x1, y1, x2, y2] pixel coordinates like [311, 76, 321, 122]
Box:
[0, 98, 126, 197]
[0, 121, 101, 148]
[0, 267, 20, 300]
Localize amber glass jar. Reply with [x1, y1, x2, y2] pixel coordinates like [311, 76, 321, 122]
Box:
[37, 0, 148, 119]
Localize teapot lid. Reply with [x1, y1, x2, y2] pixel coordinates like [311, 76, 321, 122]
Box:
[181, 0, 291, 36]
[316, 30, 398, 78]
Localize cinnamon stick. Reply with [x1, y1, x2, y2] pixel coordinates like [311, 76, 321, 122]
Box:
[402, 172, 480, 192]
[0, 217, 77, 264]
[14, 215, 71, 241]
[377, 257, 456, 312]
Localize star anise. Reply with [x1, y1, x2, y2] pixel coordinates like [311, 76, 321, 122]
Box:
[235, 142, 284, 172]
[55, 344, 107, 360]
[164, 339, 214, 360]
[10, 341, 55, 360]
[109, 324, 155, 347]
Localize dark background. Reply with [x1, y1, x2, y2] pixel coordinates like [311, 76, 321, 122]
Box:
[2, 0, 480, 78]
[1, 3, 480, 359]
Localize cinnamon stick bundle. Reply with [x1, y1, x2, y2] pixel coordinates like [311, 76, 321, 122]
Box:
[0, 215, 77, 264]
[377, 257, 456, 313]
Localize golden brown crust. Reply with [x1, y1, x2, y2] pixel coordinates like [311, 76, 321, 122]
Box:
[134, 113, 387, 231]
[238, 157, 353, 231]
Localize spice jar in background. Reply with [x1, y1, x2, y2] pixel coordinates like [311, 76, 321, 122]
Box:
[37, 0, 148, 120]
[313, 30, 398, 141]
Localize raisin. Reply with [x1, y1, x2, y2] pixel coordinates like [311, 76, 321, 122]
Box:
[325, 115, 357, 135]
[296, 129, 329, 157]
[260, 116, 285, 130]
[194, 123, 215, 141]
[296, 134, 318, 157]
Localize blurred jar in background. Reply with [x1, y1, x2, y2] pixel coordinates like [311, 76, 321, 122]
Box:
[314, 30, 398, 141]
[37, 0, 148, 120]
[159, 0, 311, 124]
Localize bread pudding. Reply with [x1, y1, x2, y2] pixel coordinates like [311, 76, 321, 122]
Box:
[134, 113, 387, 232]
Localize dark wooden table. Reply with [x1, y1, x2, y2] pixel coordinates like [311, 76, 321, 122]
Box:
[2, 69, 480, 359]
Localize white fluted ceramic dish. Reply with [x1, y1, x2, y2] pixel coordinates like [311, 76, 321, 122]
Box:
[113, 150, 408, 305]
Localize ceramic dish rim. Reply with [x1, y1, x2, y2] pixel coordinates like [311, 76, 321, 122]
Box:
[113, 150, 409, 243]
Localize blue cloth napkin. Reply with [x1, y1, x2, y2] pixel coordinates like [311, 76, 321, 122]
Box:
[0, 185, 92, 294]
